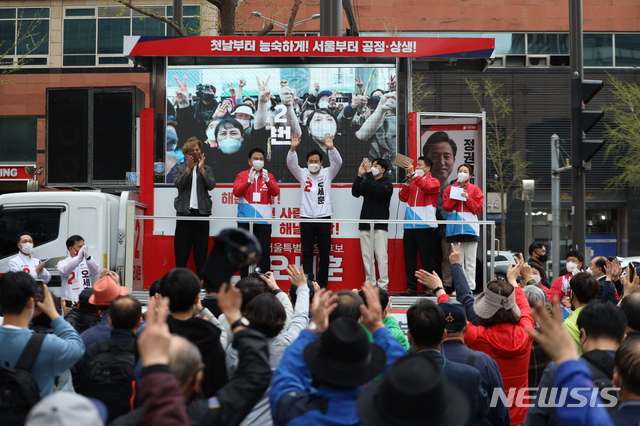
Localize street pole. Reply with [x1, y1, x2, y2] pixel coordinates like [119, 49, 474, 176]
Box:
[320, 0, 341, 36]
[173, 0, 183, 36]
[570, 0, 586, 254]
[551, 134, 561, 279]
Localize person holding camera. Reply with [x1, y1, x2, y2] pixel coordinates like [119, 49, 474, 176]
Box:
[233, 147, 280, 277]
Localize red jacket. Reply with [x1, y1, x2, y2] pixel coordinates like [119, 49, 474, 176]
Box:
[438, 286, 534, 425]
[398, 173, 440, 229]
[233, 169, 280, 223]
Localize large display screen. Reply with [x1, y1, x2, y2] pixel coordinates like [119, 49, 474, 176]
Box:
[165, 65, 397, 184]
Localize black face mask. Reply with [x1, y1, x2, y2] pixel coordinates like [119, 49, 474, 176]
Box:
[537, 253, 548, 263]
[203, 93, 215, 102]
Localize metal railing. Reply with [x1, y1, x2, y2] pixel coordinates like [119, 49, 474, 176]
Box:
[135, 214, 498, 287]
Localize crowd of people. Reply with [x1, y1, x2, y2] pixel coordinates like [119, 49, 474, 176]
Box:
[1, 227, 639, 425]
[165, 73, 398, 185]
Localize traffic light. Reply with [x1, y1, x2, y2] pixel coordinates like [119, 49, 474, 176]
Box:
[571, 78, 605, 165]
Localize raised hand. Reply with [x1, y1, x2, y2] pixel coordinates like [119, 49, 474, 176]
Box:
[359, 282, 384, 333]
[362, 157, 372, 172]
[173, 76, 190, 108]
[313, 82, 320, 95]
[324, 133, 334, 150]
[310, 289, 338, 333]
[290, 131, 300, 151]
[449, 243, 461, 265]
[212, 102, 228, 119]
[280, 85, 295, 107]
[351, 94, 368, 110]
[378, 91, 397, 112]
[403, 160, 414, 175]
[280, 79, 289, 87]
[526, 298, 579, 365]
[138, 294, 172, 367]
[358, 160, 366, 177]
[286, 264, 307, 288]
[228, 81, 236, 95]
[506, 254, 526, 287]
[415, 269, 443, 290]
[355, 76, 364, 94]
[256, 75, 272, 105]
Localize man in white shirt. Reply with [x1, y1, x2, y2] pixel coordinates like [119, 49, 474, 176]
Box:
[8, 232, 51, 283]
[56, 235, 100, 303]
[287, 131, 342, 288]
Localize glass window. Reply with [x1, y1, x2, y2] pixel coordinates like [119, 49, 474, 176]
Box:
[183, 17, 200, 35]
[18, 8, 49, 19]
[0, 20, 16, 56]
[17, 19, 49, 55]
[98, 18, 129, 54]
[0, 117, 37, 162]
[65, 9, 95, 17]
[99, 57, 129, 65]
[0, 208, 61, 259]
[527, 33, 569, 55]
[615, 34, 640, 67]
[584, 33, 612, 66]
[484, 33, 525, 55]
[0, 9, 16, 19]
[132, 16, 165, 36]
[63, 55, 95, 66]
[63, 19, 96, 54]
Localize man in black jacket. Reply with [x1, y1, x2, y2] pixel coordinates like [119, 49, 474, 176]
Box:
[159, 268, 228, 398]
[352, 158, 393, 289]
[110, 284, 272, 426]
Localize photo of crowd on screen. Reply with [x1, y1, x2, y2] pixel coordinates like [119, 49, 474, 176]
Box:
[163, 66, 398, 184]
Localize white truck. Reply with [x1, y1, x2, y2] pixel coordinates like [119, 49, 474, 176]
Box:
[0, 191, 145, 295]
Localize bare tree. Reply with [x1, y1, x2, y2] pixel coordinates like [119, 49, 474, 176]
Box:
[112, 0, 277, 36]
[603, 74, 640, 190]
[0, 12, 48, 84]
[466, 78, 529, 250]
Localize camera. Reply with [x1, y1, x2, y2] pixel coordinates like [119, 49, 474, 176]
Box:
[202, 228, 262, 293]
[195, 84, 216, 102]
[249, 267, 267, 279]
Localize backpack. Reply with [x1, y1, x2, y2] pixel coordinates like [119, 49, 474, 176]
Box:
[82, 338, 137, 423]
[0, 333, 45, 426]
[581, 349, 619, 413]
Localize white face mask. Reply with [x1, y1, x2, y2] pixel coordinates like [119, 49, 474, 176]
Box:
[370, 167, 381, 177]
[532, 275, 541, 284]
[206, 129, 216, 141]
[586, 268, 593, 275]
[252, 160, 264, 171]
[414, 169, 425, 177]
[566, 262, 578, 274]
[310, 121, 337, 141]
[308, 163, 321, 173]
[318, 100, 329, 109]
[457, 172, 469, 182]
[20, 242, 33, 255]
[218, 137, 242, 154]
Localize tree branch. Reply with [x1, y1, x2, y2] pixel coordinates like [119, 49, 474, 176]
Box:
[286, 0, 302, 37]
[255, 23, 274, 36]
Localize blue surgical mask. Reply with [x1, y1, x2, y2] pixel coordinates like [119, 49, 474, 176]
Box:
[218, 137, 242, 154]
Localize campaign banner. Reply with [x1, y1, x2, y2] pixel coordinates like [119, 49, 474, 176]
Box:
[124, 36, 494, 59]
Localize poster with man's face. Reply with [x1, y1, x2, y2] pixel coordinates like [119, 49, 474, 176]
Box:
[419, 117, 484, 192]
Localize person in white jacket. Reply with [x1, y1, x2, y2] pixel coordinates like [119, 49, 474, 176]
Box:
[287, 131, 343, 288]
[8, 231, 51, 283]
[56, 235, 100, 303]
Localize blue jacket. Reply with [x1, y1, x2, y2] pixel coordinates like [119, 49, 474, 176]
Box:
[270, 327, 406, 426]
[441, 340, 510, 426]
[554, 360, 614, 426]
[610, 401, 640, 426]
[0, 317, 84, 398]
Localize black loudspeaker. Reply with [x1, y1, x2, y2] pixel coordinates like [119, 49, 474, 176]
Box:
[47, 87, 144, 186]
[47, 88, 90, 184]
[93, 90, 135, 182]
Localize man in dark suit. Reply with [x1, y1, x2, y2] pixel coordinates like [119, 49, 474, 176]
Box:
[173, 137, 216, 277]
[407, 299, 490, 425]
[611, 334, 640, 426]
